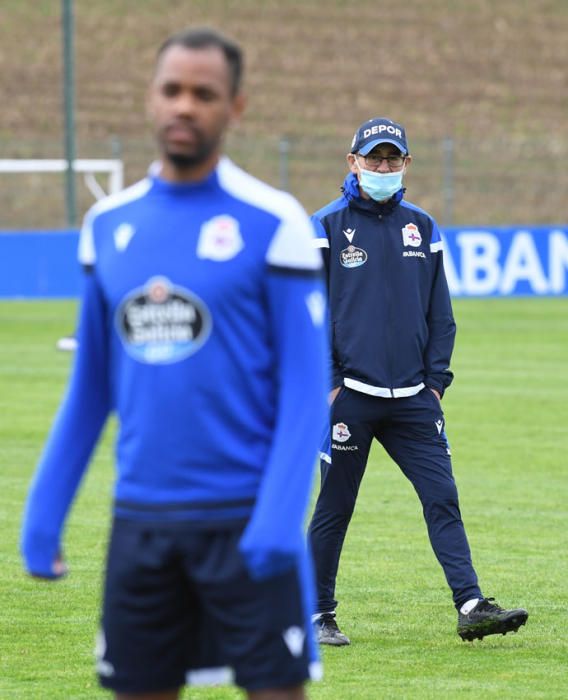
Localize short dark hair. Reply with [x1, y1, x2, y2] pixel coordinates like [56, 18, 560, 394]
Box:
[156, 27, 243, 96]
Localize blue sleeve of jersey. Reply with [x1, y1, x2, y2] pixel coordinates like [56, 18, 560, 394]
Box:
[424, 224, 456, 396]
[239, 272, 329, 580]
[21, 272, 111, 578]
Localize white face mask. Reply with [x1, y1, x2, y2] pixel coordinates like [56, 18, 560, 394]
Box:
[355, 158, 405, 201]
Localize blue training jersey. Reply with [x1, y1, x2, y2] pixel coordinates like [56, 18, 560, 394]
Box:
[21, 157, 329, 580]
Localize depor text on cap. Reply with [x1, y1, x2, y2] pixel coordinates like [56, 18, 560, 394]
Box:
[350, 118, 408, 156]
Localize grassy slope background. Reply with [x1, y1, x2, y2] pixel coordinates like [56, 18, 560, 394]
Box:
[1, 298, 567, 699]
[1, 0, 567, 226]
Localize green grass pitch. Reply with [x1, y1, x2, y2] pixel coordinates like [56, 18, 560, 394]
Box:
[1, 298, 567, 699]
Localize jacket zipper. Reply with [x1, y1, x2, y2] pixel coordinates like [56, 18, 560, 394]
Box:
[380, 213, 395, 398]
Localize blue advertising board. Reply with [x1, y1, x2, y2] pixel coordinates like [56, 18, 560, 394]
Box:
[442, 226, 568, 297]
[0, 231, 80, 298]
[0, 226, 567, 298]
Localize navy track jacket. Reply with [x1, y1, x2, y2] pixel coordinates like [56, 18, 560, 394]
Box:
[313, 172, 455, 399]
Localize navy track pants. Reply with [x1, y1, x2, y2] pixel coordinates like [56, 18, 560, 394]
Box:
[308, 386, 482, 613]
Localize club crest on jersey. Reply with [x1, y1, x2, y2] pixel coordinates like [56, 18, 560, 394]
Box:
[115, 276, 212, 364]
[197, 215, 244, 261]
[340, 244, 367, 268]
[402, 223, 422, 248]
[333, 422, 351, 442]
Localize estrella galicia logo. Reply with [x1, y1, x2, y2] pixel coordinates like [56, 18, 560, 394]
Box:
[115, 277, 212, 364]
[340, 245, 368, 268]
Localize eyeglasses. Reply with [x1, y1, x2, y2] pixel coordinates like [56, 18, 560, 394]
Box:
[358, 153, 406, 169]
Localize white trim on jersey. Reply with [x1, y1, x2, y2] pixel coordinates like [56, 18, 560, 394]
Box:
[78, 178, 152, 265]
[217, 158, 322, 272]
[314, 238, 330, 249]
[430, 240, 444, 253]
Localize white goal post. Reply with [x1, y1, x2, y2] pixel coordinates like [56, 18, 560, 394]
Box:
[0, 159, 124, 200]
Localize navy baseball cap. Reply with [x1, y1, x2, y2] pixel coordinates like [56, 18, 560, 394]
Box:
[350, 117, 409, 155]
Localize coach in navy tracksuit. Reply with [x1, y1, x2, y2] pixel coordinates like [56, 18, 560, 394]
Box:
[309, 117, 528, 645]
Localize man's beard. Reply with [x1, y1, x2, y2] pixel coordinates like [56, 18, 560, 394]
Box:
[164, 139, 216, 170]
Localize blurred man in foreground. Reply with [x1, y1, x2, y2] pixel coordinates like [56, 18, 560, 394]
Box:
[22, 27, 328, 700]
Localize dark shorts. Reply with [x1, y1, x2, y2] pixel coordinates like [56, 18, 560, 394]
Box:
[96, 517, 319, 694]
